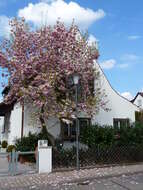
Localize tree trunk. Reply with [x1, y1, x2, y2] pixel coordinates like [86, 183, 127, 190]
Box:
[39, 105, 55, 147]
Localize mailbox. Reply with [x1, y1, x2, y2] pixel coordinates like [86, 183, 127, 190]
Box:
[38, 140, 48, 149]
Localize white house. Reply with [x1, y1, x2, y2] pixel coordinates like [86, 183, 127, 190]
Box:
[0, 60, 139, 145]
[94, 61, 139, 127]
[131, 92, 143, 110]
[0, 116, 4, 143]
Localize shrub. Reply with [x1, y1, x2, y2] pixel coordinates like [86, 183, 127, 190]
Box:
[80, 124, 115, 147]
[53, 147, 76, 168]
[7, 145, 16, 152]
[15, 129, 53, 152]
[15, 133, 38, 163]
[2, 140, 8, 148]
[80, 122, 143, 147]
[15, 129, 54, 163]
[135, 111, 143, 123]
[15, 133, 38, 152]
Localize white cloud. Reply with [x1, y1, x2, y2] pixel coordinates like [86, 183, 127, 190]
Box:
[18, 0, 105, 29]
[0, 16, 11, 38]
[117, 63, 129, 69]
[121, 54, 140, 62]
[121, 92, 133, 100]
[88, 34, 97, 44]
[128, 35, 141, 40]
[100, 58, 130, 70]
[88, 34, 99, 48]
[0, 96, 3, 103]
[100, 59, 116, 70]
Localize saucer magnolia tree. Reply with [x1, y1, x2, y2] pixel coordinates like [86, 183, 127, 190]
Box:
[0, 18, 106, 145]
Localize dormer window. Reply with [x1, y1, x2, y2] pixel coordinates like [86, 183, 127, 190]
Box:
[138, 99, 142, 108]
[56, 75, 94, 104]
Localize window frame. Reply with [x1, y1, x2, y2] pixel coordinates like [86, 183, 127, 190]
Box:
[61, 117, 91, 141]
[113, 118, 129, 129]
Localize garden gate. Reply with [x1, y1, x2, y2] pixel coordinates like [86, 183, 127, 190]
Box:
[0, 152, 11, 176]
[0, 150, 38, 176]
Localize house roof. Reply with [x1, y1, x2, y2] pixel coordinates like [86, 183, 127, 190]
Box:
[2, 86, 10, 97]
[131, 92, 143, 103]
[0, 102, 13, 116]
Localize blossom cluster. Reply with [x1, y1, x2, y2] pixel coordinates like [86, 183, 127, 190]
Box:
[0, 18, 105, 120]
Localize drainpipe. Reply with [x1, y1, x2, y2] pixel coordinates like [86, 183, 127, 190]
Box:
[21, 104, 24, 138]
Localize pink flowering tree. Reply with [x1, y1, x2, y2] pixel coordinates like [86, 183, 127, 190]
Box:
[0, 18, 106, 145]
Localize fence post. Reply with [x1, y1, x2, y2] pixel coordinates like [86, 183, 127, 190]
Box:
[15, 152, 18, 175]
[8, 152, 12, 174]
[38, 147, 52, 173]
[11, 149, 16, 176]
[36, 150, 39, 172]
[38, 141, 52, 174]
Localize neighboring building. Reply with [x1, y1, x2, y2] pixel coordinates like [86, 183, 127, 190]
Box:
[131, 92, 143, 109]
[0, 60, 139, 145]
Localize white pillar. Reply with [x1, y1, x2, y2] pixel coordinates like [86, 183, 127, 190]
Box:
[38, 146, 52, 174]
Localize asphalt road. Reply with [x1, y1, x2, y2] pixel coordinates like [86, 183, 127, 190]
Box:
[58, 172, 143, 190]
[1, 172, 143, 190]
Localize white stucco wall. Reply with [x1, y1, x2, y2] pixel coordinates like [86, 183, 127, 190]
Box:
[5, 102, 61, 145]
[133, 94, 143, 109]
[93, 61, 139, 126]
[23, 103, 41, 136]
[0, 116, 4, 142]
[23, 104, 61, 139]
[8, 102, 22, 144]
[45, 117, 61, 138]
[0, 111, 12, 143]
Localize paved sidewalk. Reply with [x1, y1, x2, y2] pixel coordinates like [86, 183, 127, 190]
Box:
[0, 164, 143, 189]
[0, 156, 37, 177]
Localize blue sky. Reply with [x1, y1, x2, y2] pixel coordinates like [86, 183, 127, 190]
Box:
[0, 0, 143, 100]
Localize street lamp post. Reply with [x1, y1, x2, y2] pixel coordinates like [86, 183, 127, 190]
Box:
[73, 74, 80, 171]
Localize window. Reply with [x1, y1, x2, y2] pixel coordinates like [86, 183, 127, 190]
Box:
[66, 75, 94, 103]
[113, 118, 129, 129]
[88, 78, 95, 96]
[2, 112, 11, 133]
[137, 99, 142, 108]
[79, 118, 91, 133]
[66, 75, 75, 101]
[61, 120, 76, 141]
[135, 111, 143, 122]
[61, 118, 91, 141]
[66, 75, 84, 102]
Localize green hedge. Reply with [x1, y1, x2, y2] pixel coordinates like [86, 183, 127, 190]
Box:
[80, 122, 143, 147]
[15, 127, 52, 152]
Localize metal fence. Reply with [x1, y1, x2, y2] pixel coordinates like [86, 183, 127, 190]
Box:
[14, 151, 38, 175]
[0, 150, 38, 176]
[52, 145, 143, 171]
[1, 145, 143, 175]
[0, 152, 11, 176]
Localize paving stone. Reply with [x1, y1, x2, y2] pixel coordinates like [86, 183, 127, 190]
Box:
[0, 164, 143, 189]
